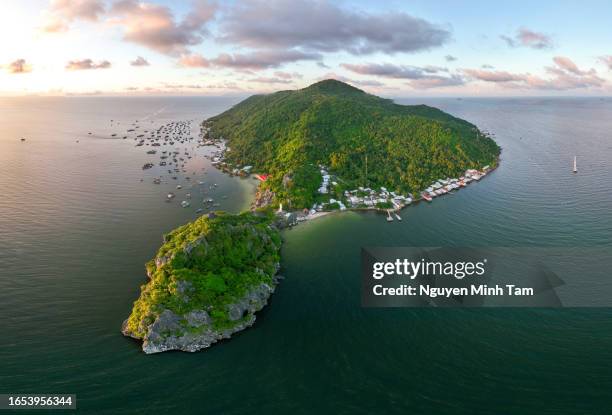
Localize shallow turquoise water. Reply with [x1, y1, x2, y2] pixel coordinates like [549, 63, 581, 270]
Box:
[0, 96, 611, 414]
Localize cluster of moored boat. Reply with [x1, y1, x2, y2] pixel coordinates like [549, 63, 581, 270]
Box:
[420, 166, 491, 202]
[303, 164, 494, 223]
[99, 117, 229, 212]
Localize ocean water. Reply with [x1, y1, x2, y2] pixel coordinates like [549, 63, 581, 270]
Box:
[0, 96, 611, 414]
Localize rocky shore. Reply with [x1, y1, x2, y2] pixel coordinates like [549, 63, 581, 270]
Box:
[122, 211, 282, 354]
[122, 280, 278, 354]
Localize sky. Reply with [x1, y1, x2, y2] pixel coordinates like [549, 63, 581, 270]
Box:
[1, 0, 611, 97]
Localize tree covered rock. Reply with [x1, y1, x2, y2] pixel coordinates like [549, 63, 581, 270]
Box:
[122, 210, 282, 353]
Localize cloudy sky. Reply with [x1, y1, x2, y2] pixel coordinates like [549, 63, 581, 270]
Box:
[1, 0, 612, 96]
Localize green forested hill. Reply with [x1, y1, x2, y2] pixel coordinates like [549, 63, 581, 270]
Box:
[207, 79, 500, 208]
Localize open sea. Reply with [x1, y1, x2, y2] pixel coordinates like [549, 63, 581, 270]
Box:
[1, 95, 611, 414]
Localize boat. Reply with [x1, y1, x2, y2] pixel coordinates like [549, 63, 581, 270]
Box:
[181, 200, 190, 208]
[386, 210, 393, 222]
[394, 212, 402, 221]
[421, 192, 432, 202]
[573, 156, 577, 173]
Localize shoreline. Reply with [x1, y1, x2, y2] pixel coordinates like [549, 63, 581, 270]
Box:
[208, 152, 498, 227]
[271, 162, 499, 228]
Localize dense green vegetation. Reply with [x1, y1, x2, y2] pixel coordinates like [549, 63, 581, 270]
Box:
[207, 79, 500, 208]
[124, 210, 281, 337]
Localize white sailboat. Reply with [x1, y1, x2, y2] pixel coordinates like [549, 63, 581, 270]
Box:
[573, 156, 577, 173]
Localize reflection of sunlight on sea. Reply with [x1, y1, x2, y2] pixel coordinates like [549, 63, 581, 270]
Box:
[1, 96, 611, 414]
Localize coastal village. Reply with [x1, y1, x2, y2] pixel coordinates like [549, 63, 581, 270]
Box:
[201, 122, 494, 225]
[84, 116, 493, 225]
[297, 164, 491, 223]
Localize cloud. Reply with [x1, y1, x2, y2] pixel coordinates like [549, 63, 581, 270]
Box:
[408, 74, 465, 89]
[130, 56, 150, 66]
[218, 0, 450, 55]
[552, 56, 585, 75]
[178, 53, 210, 68]
[205, 81, 242, 90]
[274, 71, 302, 79]
[599, 55, 612, 70]
[317, 62, 330, 69]
[501, 27, 553, 49]
[319, 72, 385, 88]
[341, 63, 447, 79]
[462, 69, 524, 83]
[161, 83, 205, 89]
[249, 77, 293, 84]
[42, 0, 105, 32]
[341, 62, 461, 89]
[6, 59, 32, 74]
[248, 70, 304, 84]
[445, 55, 457, 62]
[481, 64, 494, 69]
[65, 59, 111, 70]
[462, 57, 605, 90]
[178, 50, 319, 71]
[109, 0, 216, 56]
[210, 50, 321, 71]
[48, 0, 105, 21]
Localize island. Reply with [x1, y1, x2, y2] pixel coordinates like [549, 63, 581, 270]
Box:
[123, 80, 500, 353]
[122, 211, 281, 353]
[205, 79, 500, 210]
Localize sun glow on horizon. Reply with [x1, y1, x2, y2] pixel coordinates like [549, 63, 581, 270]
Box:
[1, 0, 612, 97]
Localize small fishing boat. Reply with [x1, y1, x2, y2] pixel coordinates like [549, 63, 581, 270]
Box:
[386, 210, 394, 222]
[394, 212, 402, 221]
[573, 156, 577, 173]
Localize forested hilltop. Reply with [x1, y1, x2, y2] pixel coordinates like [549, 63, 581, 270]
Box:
[207, 79, 500, 208]
[122, 211, 282, 353]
